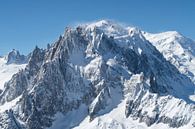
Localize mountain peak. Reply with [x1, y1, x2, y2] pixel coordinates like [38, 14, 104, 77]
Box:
[9, 49, 19, 55]
[5, 49, 27, 64]
[83, 20, 128, 37]
[86, 19, 116, 28]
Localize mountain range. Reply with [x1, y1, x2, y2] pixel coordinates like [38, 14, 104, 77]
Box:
[0, 20, 195, 129]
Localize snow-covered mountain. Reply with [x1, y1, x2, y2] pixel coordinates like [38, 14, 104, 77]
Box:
[0, 50, 27, 90]
[144, 31, 195, 83]
[0, 20, 195, 129]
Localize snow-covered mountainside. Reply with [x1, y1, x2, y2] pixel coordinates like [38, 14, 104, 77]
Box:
[0, 20, 195, 129]
[144, 31, 195, 83]
[0, 50, 27, 90]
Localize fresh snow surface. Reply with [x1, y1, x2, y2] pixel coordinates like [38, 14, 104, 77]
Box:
[0, 57, 26, 90]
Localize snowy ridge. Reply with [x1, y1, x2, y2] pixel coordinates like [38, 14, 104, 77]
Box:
[0, 20, 195, 129]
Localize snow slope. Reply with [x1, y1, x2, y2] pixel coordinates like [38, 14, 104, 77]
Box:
[0, 57, 26, 90]
[74, 98, 195, 129]
[144, 31, 195, 83]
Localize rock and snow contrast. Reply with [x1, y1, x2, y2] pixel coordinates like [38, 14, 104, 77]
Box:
[0, 20, 195, 129]
[0, 50, 27, 90]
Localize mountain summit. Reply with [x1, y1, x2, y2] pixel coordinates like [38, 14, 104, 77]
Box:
[5, 49, 28, 64]
[0, 20, 195, 129]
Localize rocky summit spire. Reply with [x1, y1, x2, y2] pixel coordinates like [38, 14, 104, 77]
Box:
[6, 49, 27, 64]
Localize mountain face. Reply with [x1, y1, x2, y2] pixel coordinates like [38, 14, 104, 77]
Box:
[0, 20, 195, 129]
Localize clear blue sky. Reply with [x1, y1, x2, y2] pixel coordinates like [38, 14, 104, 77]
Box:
[0, 0, 194, 55]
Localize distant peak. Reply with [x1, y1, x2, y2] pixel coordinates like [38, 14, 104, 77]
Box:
[6, 49, 20, 58]
[6, 49, 27, 64]
[9, 49, 20, 55]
